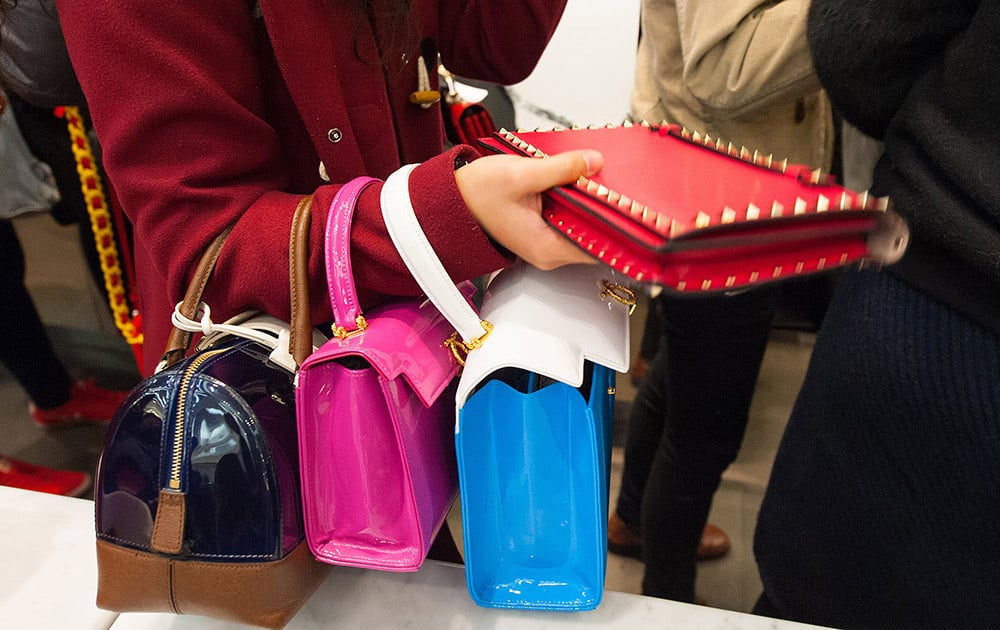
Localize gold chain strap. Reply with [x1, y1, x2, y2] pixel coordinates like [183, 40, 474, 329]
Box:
[59, 106, 143, 347]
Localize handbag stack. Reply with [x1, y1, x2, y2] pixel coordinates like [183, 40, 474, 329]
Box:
[95, 122, 907, 624]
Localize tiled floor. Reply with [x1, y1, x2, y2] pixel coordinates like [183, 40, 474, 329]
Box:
[2, 211, 816, 616]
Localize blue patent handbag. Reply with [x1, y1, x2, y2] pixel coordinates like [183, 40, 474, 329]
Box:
[381, 167, 633, 611]
[452, 263, 630, 610]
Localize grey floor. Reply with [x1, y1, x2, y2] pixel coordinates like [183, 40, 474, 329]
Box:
[3, 211, 816, 615]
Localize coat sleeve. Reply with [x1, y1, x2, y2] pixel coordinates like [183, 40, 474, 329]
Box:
[436, 0, 569, 83]
[674, 0, 822, 117]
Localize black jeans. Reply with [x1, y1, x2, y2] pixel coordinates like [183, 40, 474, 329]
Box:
[616, 284, 781, 602]
[0, 220, 72, 408]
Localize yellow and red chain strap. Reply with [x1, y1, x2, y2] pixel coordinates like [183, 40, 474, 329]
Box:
[56, 106, 143, 351]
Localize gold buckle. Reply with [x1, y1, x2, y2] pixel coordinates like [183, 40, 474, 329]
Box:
[332, 315, 368, 339]
[600, 280, 638, 315]
[443, 320, 494, 366]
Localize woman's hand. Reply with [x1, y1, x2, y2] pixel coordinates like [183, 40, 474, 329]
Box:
[455, 149, 605, 270]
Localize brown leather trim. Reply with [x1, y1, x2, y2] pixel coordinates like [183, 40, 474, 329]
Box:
[159, 227, 234, 368]
[288, 195, 314, 367]
[97, 538, 330, 628]
[150, 488, 186, 554]
[96, 538, 175, 614]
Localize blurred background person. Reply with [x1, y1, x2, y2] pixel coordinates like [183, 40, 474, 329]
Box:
[1, 0, 131, 496]
[609, 0, 836, 604]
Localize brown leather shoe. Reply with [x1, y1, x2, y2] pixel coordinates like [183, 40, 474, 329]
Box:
[608, 513, 731, 562]
[629, 355, 650, 386]
[696, 523, 731, 560]
[607, 512, 643, 559]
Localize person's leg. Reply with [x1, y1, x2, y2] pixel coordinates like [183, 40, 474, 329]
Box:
[0, 220, 73, 408]
[610, 326, 669, 556]
[0, 220, 126, 426]
[630, 294, 664, 385]
[640, 286, 780, 602]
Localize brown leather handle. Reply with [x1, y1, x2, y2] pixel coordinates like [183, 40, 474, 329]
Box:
[157, 194, 315, 371]
[289, 195, 315, 367]
[158, 227, 234, 369]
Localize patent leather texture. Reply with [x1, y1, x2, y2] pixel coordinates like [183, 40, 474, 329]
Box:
[458, 362, 615, 611]
[454, 263, 628, 611]
[324, 176, 379, 332]
[296, 176, 461, 571]
[96, 338, 303, 560]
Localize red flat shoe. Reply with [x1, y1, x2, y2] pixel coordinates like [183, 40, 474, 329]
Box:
[0, 456, 91, 497]
[30, 379, 127, 429]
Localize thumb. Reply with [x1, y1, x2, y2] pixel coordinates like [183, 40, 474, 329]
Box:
[523, 149, 605, 189]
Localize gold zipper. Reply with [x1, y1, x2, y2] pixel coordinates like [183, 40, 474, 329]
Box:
[167, 348, 225, 489]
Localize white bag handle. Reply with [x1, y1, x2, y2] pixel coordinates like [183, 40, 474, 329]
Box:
[171, 304, 325, 374]
[380, 164, 493, 362]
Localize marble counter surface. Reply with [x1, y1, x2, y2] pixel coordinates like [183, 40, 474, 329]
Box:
[1, 485, 827, 629]
[111, 560, 825, 630]
[0, 486, 117, 630]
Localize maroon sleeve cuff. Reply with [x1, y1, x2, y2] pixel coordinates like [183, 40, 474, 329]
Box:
[408, 145, 514, 281]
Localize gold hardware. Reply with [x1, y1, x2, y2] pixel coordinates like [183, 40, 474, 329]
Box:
[170, 348, 226, 489]
[332, 315, 368, 339]
[600, 280, 637, 314]
[607, 387, 617, 395]
[444, 320, 494, 366]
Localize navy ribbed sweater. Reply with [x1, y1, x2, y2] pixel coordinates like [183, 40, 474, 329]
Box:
[753, 2, 1000, 628]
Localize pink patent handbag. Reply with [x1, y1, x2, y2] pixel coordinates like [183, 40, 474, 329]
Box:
[295, 176, 463, 571]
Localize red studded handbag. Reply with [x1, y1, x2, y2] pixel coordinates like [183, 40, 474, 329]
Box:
[478, 123, 910, 292]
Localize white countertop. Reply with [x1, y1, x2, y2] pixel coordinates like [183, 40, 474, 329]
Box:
[0, 485, 825, 629]
[111, 560, 826, 630]
[0, 485, 117, 630]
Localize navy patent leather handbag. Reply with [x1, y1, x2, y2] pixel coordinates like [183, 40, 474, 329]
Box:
[94, 199, 329, 628]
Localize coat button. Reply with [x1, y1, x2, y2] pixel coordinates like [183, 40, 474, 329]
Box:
[327, 128, 343, 143]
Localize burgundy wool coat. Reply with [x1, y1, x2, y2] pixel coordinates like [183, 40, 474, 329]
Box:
[56, 0, 567, 375]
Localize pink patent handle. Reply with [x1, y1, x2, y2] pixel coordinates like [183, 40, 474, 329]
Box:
[324, 177, 381, 334]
